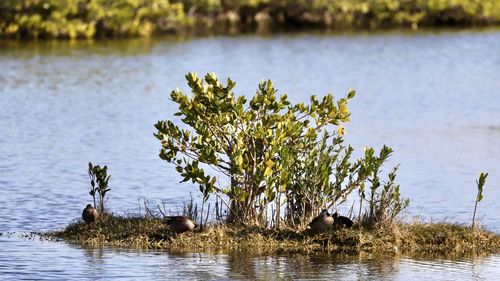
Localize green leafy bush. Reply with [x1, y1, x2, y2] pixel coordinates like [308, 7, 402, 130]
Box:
[88, 162, 111, 212]
[155, 73, 409, 227]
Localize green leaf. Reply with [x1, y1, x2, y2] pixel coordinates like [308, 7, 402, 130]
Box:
[476, 172, 488, 202]
[477, 193, 483, 202]
[238, 190, 247, 201]
[234, 154, 243, 167]
[347, 90, 356, 99]
[264, 159, 274, 177]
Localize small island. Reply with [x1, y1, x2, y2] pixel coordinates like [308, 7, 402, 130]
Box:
[49, 214, 500, 256]
[47, 73, 499, 257]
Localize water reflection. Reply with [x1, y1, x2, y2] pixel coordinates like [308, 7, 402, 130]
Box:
[1, 234, 498, 280]
[0, 38, 173, 57]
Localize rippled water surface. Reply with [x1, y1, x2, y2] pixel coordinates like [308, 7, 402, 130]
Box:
[1, 235, 499, 280]
[1, 29, 499, 279]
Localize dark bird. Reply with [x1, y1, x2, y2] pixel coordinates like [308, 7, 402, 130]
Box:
[165, 216, 198, 234]
[332, 212, 353, 228]
[307, 209, 334, 232]
[82, 204, 99, 223]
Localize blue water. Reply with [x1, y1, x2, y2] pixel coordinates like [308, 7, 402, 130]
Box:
[0, 29, 499, 279]
[0, 234, 499, 280]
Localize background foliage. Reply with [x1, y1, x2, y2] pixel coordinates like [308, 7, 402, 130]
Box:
[1, 0, 499, 39]
[0, 0, 186, 39]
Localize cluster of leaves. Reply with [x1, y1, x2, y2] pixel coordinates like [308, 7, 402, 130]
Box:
[0, 0, 186, 39]
[155, 72, 409, 227]
[357, 146, 409, 226]
[88, 162, 111, 213]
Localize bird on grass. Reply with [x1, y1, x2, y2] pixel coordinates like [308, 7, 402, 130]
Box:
[307, 209, 334, 233]
[82, 204, 99, 223]
[332, 212, 353, 228]
[165, 216, 198, 234]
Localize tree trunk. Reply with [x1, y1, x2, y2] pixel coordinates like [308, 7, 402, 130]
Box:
[226, 199, 258, 225]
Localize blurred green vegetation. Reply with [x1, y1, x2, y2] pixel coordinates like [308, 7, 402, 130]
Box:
[1, 0, 499, 39]
[0, 0, 186, 39]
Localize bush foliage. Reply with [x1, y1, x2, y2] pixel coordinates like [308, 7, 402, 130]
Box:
[155, 73, 409, 227]
[88, 162, 112, 213]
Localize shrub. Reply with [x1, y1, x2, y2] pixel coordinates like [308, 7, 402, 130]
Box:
[155, 73, 409, 227]
[88, 162, 111, 213]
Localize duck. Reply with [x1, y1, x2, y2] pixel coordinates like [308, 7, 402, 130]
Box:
[307, 209, 334, 233]
[165, 216, 198, 234]
[82, 204, 99, 223]
[332, 212, 353, 228]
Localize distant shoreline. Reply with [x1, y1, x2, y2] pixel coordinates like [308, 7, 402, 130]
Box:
[2, 0, 499, 40]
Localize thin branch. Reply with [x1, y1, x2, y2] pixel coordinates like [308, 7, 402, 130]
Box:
[157, 205, 166, 217]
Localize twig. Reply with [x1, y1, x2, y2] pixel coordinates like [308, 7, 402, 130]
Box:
[205, 203, 210, 227]
[157, 205, 166, 218]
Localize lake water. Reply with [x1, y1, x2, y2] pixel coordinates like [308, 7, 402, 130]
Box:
[1, 28, 499, 279]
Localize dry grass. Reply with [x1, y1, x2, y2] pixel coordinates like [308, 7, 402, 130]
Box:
[49, 214, 167, 247]
[46, 214, 500, 256]
[398, 222, 500, 254]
